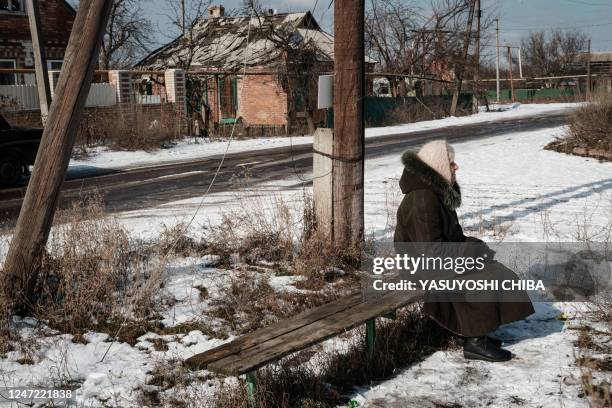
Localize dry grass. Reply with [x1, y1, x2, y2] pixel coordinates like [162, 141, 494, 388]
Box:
[76, 103, 185, 154]
[29, 194, 166, 339]
[545, 92, 612, 160]
[207, 269, 353, 337]
[576, 325, 612, 408]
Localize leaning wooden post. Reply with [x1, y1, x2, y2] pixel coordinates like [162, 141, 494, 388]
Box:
[25, 0, 52, 125]
[2, 0, 114, 313]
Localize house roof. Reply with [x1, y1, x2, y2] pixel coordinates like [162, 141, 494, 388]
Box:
[579, 51, 612, 63]
[137, 11, 337, 70]
[137, 12, 333, 70]
[590, 52, 612, 63]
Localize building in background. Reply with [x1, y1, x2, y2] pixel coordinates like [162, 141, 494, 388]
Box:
[138, 5, 374, 134]
[0, 0, 75, 85]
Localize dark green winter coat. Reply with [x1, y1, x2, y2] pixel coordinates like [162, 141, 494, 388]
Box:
[394, 150, 534, 337]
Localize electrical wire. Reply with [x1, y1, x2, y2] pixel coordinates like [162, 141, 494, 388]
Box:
[101, 8, 257, 363]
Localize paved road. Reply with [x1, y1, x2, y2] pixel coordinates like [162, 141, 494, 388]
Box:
[0, 111, 570, 226]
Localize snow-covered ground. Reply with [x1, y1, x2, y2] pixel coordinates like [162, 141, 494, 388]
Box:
[69, 102, 579, 174]
[1, 103, 610, 407]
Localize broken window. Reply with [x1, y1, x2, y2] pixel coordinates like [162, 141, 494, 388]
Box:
[218, 75, 238, 123]
[0, 0, 25, 12]
[0, 60, 16, 85]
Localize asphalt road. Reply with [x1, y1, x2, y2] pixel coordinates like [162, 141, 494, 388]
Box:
[0, 111, 570, 227]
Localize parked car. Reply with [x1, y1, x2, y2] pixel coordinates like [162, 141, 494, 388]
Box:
[0, 114, 43, 188]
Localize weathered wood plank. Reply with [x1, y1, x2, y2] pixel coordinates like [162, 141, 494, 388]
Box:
[185, 292, 365, 370]
[208, 291, 423, 375]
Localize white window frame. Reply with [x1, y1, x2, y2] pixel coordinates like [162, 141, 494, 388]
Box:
[0, 0, 26, 14]
[0, 59, 17, 85]
[47, 60, 64, 71]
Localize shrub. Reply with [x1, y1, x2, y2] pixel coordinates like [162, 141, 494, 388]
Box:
[546, 92, 612, 159]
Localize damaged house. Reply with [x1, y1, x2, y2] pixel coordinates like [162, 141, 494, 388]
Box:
[137, 5, 342, 134]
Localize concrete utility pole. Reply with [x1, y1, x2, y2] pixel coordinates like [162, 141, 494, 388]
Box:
[495, 18, 500, 102]
[450, 0, 476, 116]
[332, 0, 365, 249]
[25, 0, 52, 124]
[587, 39, 592, 100]
[2, 0, 113, 313]
[507, 46, 514, 101]
[518, 47, 523, 78]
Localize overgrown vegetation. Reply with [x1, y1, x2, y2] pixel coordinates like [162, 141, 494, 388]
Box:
[546, 92, 612, 160]
[76, 104, 185, 153]
[32, 195, 165, 339]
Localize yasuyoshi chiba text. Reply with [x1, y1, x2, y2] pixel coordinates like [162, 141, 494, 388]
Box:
[372, 279, 546, 292]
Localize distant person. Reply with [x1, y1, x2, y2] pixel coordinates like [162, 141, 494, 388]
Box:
[394, 140, 535, 362]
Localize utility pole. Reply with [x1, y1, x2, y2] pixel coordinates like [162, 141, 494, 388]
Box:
[507, 46, 514, 101]
[421, 30, 426, 77]
[474, 0, 484, 109]
[495, 18, 500, 102]
[587, 39, 592, 100]
[450, 0, 476, 116]
[518, 47, 523, 78]
[332, 0, 365, 249]
[25, 0, 51, 125]
[180, 0, 186, 36]
[2, 0, 113, 313]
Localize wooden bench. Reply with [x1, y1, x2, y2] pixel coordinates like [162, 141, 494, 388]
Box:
[185, 290, 422, 404]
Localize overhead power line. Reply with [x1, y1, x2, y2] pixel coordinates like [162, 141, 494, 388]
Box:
[561, 0, 612, 7]
[503, 21, 612, 31]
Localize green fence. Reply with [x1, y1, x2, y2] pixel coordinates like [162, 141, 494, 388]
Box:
[326, 94, 474, 128]
[486, 88, 576, 102]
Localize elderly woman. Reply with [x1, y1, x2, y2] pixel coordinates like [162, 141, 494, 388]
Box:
[394, 140, 534, 362]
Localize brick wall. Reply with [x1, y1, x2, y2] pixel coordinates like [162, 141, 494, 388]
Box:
[0, 0, 75, 70]
[203, 72, 288, 127]
[237, 73, 288, 126]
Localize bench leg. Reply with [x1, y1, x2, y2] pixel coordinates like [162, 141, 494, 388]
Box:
[246, 370, 257, 407]
[366, 319, 376, 358]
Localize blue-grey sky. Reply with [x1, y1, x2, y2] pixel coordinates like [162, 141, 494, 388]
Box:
[143, 0, 612, 53]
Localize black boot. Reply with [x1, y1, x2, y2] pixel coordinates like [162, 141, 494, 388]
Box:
[457, 335, 503, 348]
[463, 336, 511, 362]
[487, 336, 503, 348]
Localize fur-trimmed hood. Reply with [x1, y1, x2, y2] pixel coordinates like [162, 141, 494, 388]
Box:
[400, 150, 462, 210]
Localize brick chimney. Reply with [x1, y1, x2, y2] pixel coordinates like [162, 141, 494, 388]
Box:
[208, 5, 225, 18]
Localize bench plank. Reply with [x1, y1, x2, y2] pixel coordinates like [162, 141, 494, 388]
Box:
[208, 291, 423, 375]
[185, 292, 365, 369]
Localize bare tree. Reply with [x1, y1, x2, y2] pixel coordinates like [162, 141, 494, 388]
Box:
[99, 0, 153, 69]
[162, 0, 214, 70]
[365, 0, 488, 97]
[240, 0, 264, 14]
[521, 30, 589, 78]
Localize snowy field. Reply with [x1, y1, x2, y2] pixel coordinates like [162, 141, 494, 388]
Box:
[1, 103, 610, 407]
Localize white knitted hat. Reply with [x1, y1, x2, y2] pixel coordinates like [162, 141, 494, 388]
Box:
[417, 140, 455, 183]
